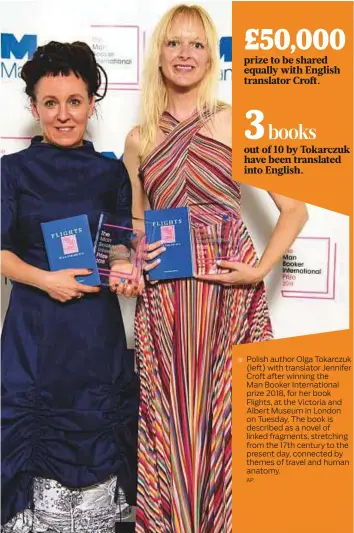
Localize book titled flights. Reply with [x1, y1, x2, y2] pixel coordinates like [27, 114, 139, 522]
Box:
[41, 215, 100, 286]
[145, 207, 193, 280]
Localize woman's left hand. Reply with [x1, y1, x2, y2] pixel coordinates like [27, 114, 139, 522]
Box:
[109, 261, 144, 297]
[195, 260, 265, 286]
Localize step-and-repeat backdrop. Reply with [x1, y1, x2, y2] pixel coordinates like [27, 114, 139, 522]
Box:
[0, 0, 349, 344]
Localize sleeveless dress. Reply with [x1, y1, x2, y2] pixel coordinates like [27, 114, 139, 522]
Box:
[1, 138, 138, 532]
[134, 110, 273, 533]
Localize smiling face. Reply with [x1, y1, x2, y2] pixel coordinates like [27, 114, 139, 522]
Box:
[31, 72, 94, 148]
[160, 13, 210, 91]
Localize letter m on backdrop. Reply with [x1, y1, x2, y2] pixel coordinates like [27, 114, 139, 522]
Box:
[220, 36, 232, 62]
[1, 33, 37, 59]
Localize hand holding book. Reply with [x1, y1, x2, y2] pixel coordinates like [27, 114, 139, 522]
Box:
[41, 214, 102, 302]
[144, 206, 240, 281]
[142, 240, 166, 284]
[42, 268, 100, 303]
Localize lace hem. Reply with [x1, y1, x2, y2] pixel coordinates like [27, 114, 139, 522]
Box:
[2, 476, 132, 533]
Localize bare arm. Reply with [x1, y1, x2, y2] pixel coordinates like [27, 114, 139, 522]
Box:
[257, 193, 308, 279]
[1, 250, 99, 301]
[197, 194, 308, 285]
[116, 127, 164, 290]
[197, 106, 308, 284]
[123, 127, 149, 231]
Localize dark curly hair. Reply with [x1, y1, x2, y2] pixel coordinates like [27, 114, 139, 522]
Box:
[21, 41, 108, 102]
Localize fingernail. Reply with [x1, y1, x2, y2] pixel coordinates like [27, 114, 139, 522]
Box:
[157, 258, 161, 264]
[161, 247, 166, 252]
[88, 269, 93, 273]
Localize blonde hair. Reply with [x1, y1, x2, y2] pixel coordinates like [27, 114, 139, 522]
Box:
[139, 4, 221, 161]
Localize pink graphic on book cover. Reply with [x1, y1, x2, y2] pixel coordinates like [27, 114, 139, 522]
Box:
[161, 225, 176, 243]
[61, 235, 79, 255]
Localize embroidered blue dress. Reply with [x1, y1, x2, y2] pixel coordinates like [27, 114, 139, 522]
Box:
[1, 137, 138, 529]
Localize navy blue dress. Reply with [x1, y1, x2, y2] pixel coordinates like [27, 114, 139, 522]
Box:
[1, 137, 138, 525]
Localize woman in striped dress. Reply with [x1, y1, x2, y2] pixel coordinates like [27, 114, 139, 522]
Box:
[123, 5, 308, 532]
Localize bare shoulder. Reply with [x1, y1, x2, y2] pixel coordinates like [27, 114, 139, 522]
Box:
[214, 105, 232, 129]
[202, 104, 232, 147]
[124, 126, 141, 180]
[124, 126, 141, 152]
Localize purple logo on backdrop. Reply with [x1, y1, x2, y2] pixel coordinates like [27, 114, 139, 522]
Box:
[281, 237, 337, 300]
[90, 25, 140, 91]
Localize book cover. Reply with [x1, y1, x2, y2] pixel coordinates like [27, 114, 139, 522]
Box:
[41, 215, 100, 286]
[144, 207, 193, 280]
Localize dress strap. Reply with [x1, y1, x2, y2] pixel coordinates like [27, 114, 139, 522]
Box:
[159, 106, 223, 136]
[159, 112, 179, 135]
[141, 106, 224, 173]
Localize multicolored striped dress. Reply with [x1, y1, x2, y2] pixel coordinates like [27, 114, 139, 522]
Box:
[135, 109, 273, 533]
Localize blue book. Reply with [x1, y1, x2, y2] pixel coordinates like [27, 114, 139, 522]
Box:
[144, 207, 193, 280]
[41, 215, 100, 286]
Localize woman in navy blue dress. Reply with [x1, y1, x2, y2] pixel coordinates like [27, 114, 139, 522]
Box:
[1, 42, 137, 532]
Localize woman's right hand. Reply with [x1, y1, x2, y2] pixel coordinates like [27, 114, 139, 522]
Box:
[41, 269, 100, 303]
[143, 240, 166, 282]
